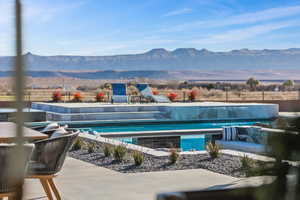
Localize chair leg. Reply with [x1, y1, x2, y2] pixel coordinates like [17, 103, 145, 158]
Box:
[40, 178, 53, 200]
[47, 178, 61, 200]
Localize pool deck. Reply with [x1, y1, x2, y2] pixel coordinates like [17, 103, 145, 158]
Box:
[33, 101, 277, 108]
[24, 157, 273, 200]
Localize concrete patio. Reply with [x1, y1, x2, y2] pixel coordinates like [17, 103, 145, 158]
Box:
[23, 157, 271, 200]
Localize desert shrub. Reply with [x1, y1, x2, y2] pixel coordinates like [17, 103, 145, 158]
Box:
[127, 85, 138, 95]
[103, 144, 113, 157]
[113, 145, 127, 161]
[206, 142, 220, 159]
[240, 155, 254, 170]
[208, 90, 223, 98]
[200, 88, 223, 99]
[72, 92, 83, 102]
[167, 92, 178, 102]
[169, 149, 179, 164]
[232, 90, 242, 98]
[72, 138, 84, 151]
[95, 92, 105, 102]
[240, 155, 268, 177]
[88, 143, 97, 154]
[132, 150, 145, 166]
[52, 91, 62, 102]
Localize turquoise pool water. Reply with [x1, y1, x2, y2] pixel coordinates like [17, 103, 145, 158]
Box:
[78, 120, 271, 133]
[78, 120, 272, 151]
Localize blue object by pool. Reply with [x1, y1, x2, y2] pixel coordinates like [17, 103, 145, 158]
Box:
[112, 83, 127, 96]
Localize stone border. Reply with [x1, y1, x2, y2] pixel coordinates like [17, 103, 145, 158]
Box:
[79, 132, 275, 162]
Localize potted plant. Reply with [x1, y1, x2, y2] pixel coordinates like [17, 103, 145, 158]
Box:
[72, 92, 83, 102]
[52, 91, 62, 102]
[188, 90, 198, 102]
[95, 92, 105, 102]
[152, 90, 159, 95]
[167, 92, 178, 102]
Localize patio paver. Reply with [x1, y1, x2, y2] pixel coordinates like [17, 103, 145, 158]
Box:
[24, 157, 241, 200]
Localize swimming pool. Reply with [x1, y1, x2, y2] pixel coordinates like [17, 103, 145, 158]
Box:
[77, 120, 272, 151]
[77, 120, 271, 133]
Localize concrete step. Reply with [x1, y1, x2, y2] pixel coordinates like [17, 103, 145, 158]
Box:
[46, 111, 169, 121]
[32, 103, 165, 113]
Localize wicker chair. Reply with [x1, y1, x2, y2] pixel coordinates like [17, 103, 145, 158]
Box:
[26, 131, 79, 200]
[0, 144, 33, 200]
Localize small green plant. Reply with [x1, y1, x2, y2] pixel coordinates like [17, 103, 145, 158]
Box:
[72, 139, 84, 151]
[240, 155, 254, 170]
[88, 143, 97, 154]
[240, 155, 261, 177]
[169, 149, 179, 164]
[113, 145, 127, 162]
[132, 150, 144, 166]
[103, 144, 113, 157]
[206, 142, 220, 159]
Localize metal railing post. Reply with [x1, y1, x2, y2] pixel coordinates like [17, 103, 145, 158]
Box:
[12, 0, 26, 199]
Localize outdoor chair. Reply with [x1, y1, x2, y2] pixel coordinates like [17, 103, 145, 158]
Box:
[136, 83, 170, 103]
[0, 144, 34, 200]
[111, 83, 129, 103]
[26, 130, 79, 200]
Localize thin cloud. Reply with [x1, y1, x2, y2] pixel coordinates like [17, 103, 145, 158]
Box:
[163, 8, 192, 17]
[190, 20, 300, 45]
[160, 5, 300, 32]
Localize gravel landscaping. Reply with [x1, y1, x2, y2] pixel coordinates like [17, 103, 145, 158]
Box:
[69, 149, 246, 177]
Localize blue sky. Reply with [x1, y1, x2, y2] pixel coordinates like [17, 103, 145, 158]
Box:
[1, 0, 300, 56]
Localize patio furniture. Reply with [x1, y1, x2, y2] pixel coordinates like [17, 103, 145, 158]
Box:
[0, 144, 34, 200]
[222, 126, 237, 141]
[136, 83, 170, 103]
[111, 83, 129, 103]
[26, 130, 79, 200]
[0, 122, 48, 143]
[217, 126, 269, 154]
[216, 140, 267, 154]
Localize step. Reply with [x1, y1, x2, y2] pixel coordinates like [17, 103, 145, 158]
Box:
[46, 111, 169, 121]
[32, 103, 165, 113]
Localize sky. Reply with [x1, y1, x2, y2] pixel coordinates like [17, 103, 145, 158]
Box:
[1, 0, 300, 56]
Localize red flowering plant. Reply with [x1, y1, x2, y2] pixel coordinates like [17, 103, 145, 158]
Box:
[152, 90, 159, 95]
[167, 92, 178, 102]
[73, 92, 83, 102]
[52, 91, 62, 102]
[95, 92, 105, 102]
[188, 90, 199, 102]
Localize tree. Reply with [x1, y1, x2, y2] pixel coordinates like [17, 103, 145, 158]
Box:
[246, 77, 260, 90]
[283, 80, 294, 90]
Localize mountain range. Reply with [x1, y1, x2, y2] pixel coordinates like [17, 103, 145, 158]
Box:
[1, 48, 300, 71]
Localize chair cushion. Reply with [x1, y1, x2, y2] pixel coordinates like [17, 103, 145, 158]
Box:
[222, 127, 237, 141]
[216, 140, 267, 153]
[50, 127, 69, 138]
[41, 123, 59, 133]
[112, 95, 128, 103]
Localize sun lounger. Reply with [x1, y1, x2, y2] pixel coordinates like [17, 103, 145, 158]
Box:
[136, 83, 170, 103]
[111, 83, 129, 103]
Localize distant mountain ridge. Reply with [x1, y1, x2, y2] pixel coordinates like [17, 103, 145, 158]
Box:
[1, 48, 300, 71]
[0, 69, 299, 80]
